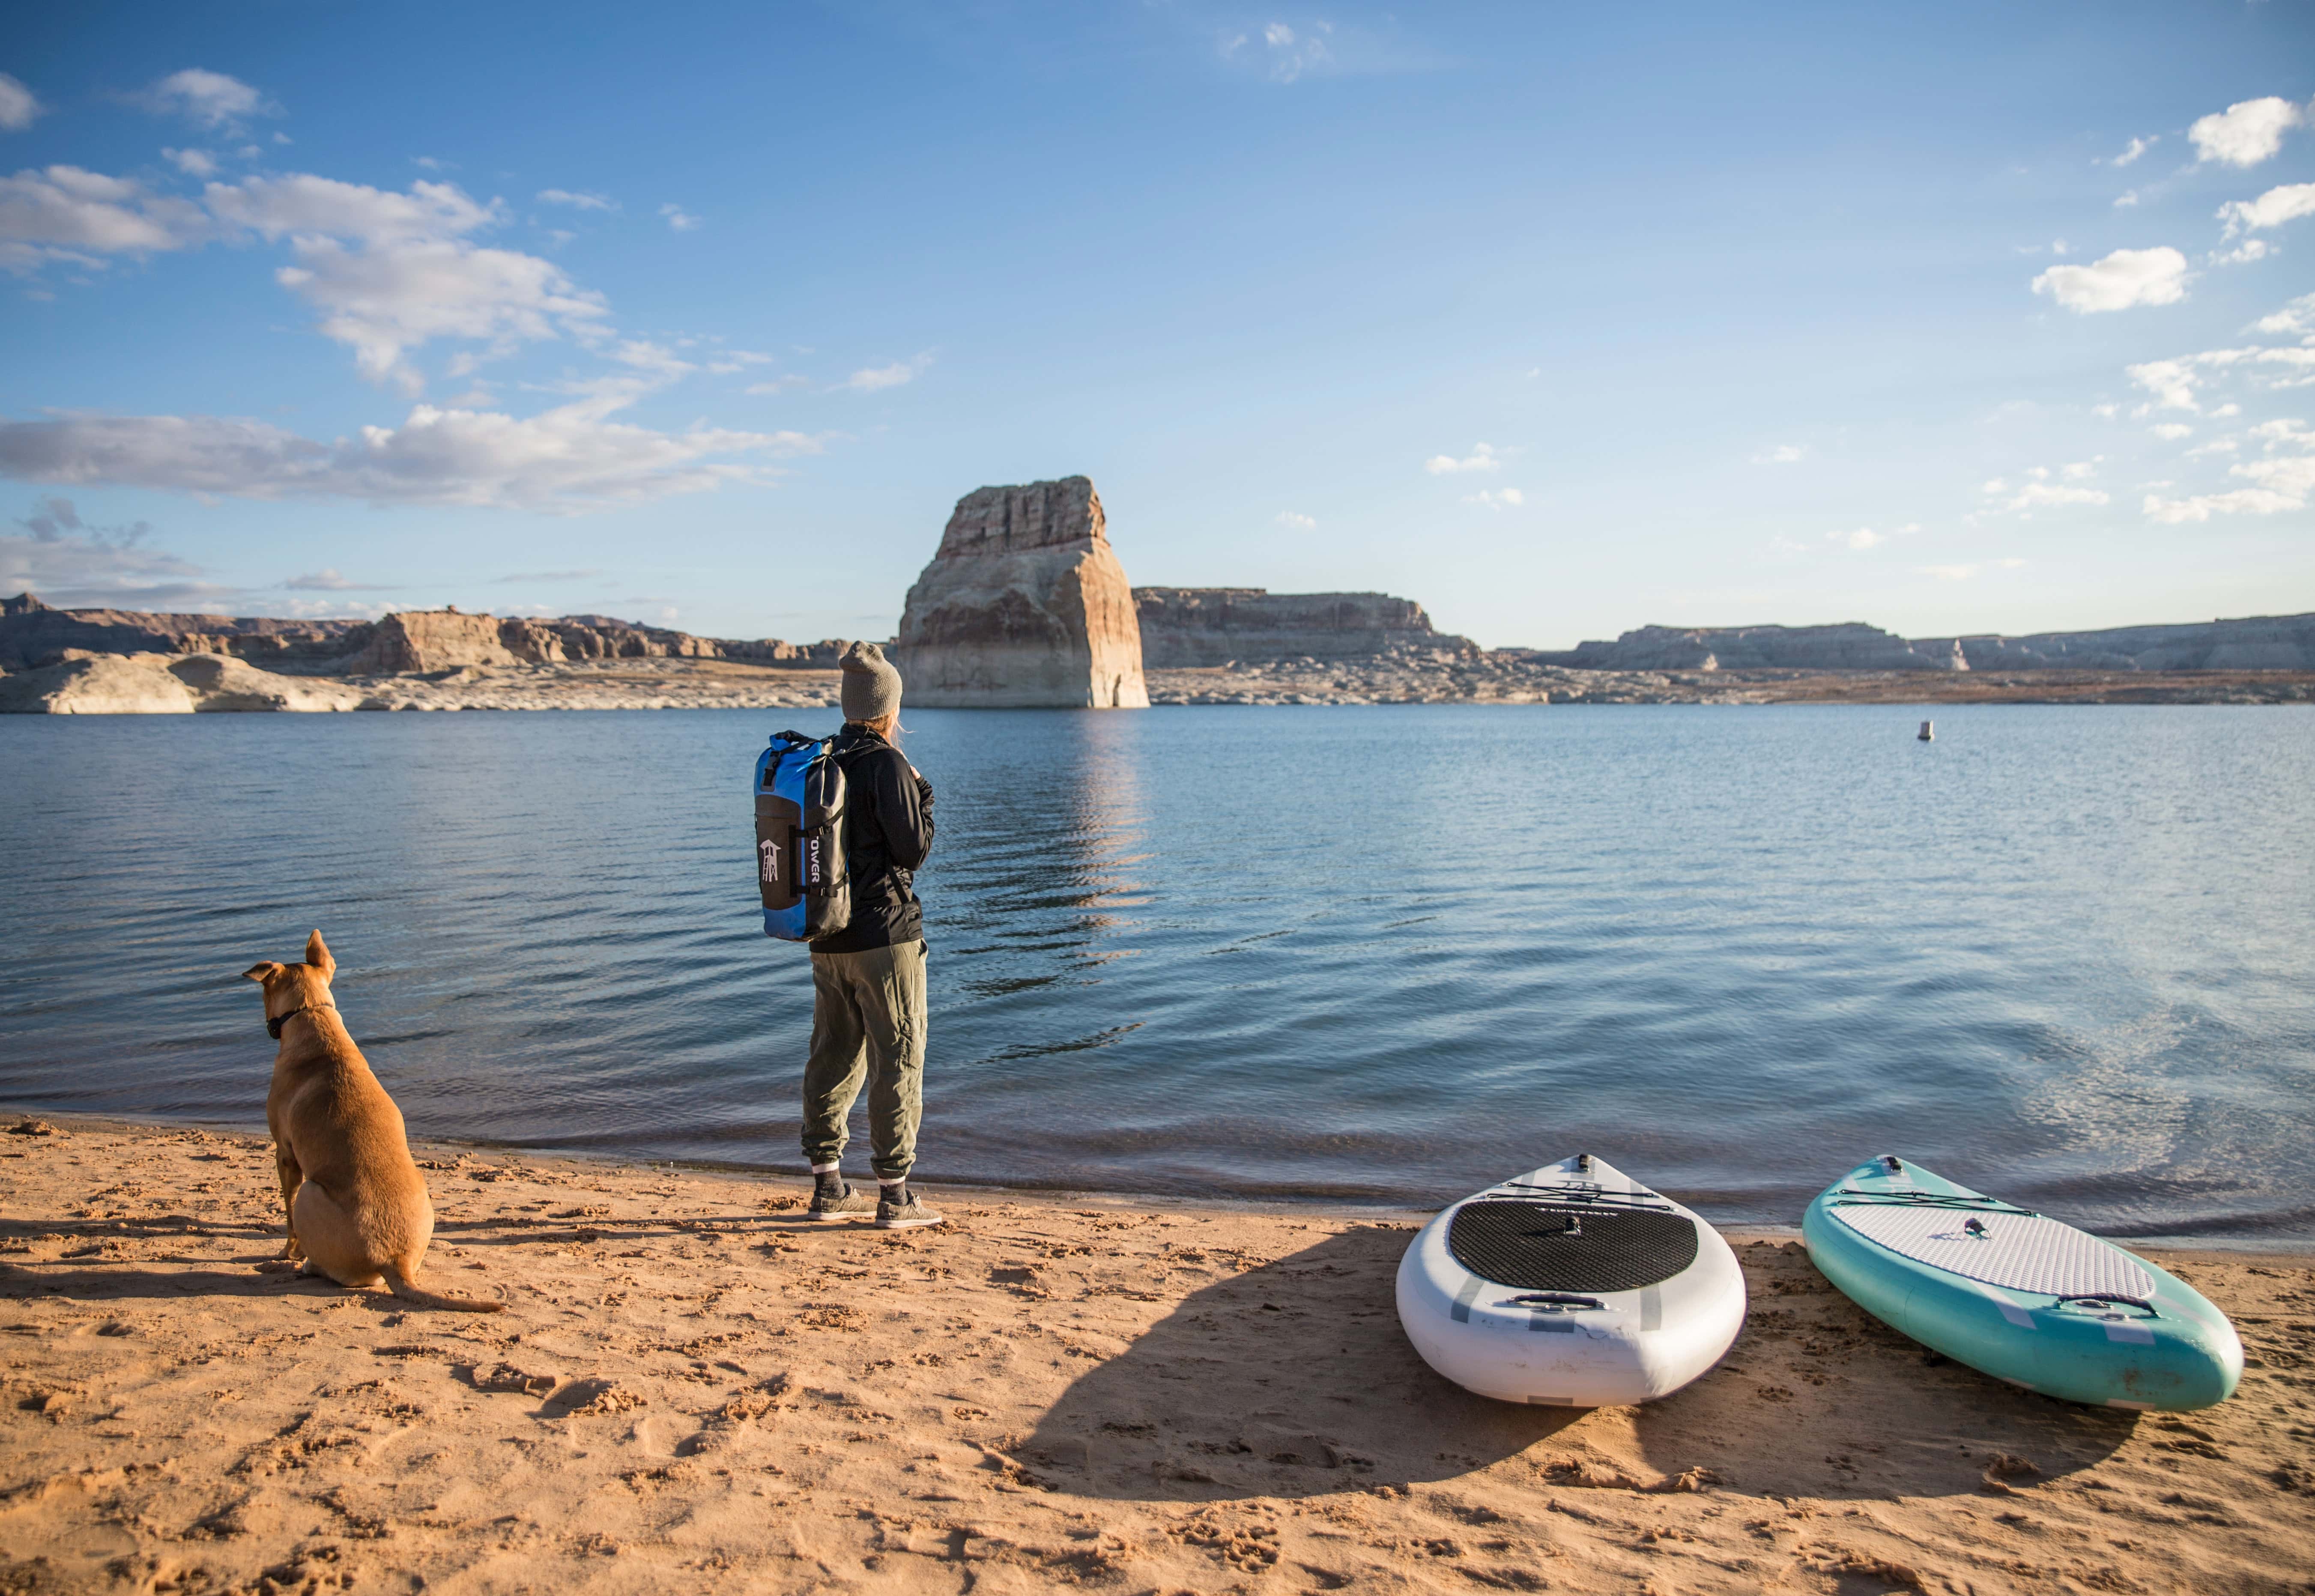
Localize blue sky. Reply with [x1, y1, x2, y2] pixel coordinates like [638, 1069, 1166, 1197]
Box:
[3, 2, 2312, 649]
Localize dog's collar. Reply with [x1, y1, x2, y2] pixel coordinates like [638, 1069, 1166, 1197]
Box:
[266, 1002, 336, 1041]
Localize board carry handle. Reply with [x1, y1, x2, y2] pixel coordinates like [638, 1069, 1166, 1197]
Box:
[2053, 1293, 2160, 1318]
[1506, 1292, 1607, 1311]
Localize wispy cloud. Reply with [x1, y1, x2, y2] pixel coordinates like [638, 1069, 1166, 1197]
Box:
[839, 353, 932, 393]
[0, 396, 822, 513]
[1462, 487, 1523, 508]
[135, 68, 279, 131]
[1273, 510, 1315, 530]
[1750, 443, 1805, 465]
[0, 74, 46, 132]
[283, 567, 392, 591]
[2218, 182, 2315, 237]
[659, 202, 701, 232]
[2109, 134, 2156, 167]
[538, 188, 616, 212]
[1423, 442, 1500, 475]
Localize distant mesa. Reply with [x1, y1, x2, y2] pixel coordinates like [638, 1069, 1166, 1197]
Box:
[1134, 588, 1476, 668]
[1535, 616, 2315, 674]
[894, 476, 1150, 709]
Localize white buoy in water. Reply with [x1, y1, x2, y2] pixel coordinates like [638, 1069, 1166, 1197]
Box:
[1918, 720, 1935, 741]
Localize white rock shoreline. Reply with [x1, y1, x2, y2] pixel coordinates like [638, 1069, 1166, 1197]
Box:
[3, 646, 2312, 714]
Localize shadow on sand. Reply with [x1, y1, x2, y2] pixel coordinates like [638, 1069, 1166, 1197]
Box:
[1015, 1229, 2137, 1504]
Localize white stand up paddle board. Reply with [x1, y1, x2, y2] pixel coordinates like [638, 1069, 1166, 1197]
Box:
[1396, 1153, 1747, 1406]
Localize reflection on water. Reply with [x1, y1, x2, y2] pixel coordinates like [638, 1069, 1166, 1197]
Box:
[1, 704, 2310, 1241]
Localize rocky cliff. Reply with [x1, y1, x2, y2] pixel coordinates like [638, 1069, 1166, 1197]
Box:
[894, 477, 1149, 708]
[1132, 588, 1476, 667]
[1543, 623, 1966, 672]
[1922, 613, 2315, 672]
[0, 592, 845, 676]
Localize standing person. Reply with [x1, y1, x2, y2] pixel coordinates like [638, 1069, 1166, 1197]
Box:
[802, 642, 941, 1229]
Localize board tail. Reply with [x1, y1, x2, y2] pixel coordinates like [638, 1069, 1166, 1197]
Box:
[384, 1263, 505, 1313]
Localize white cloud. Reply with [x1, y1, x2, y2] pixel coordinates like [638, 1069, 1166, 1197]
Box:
[1462, 488, 1523, 509]
[2210, 239, 2272, 266]
[2113, 191, 2139, 209]
[206, 172, 499, 244]
[139, 68, 277, 131]
[538, 188, 615, 212]
[200, 174, 608, 390]
[660, 202, 700, 231]
[2110, 135, 2156, 167]
[161, 146, 219, 178]
[0, 395, 822, 512]
[2253, 293, 2315, 337]
[1983, 464, 2109, 513]
[1830, 527, 1884, 549]
[2142, 443, 2315, 523]
[0, 74, 45, 132]
[744, 374, 810, 395]
[273, 235, 609, 392]
[1918, 565, 1980, 581]
[2151, 423, 2193, 441]
[2218, 182, 2315, 236]
[839, 354, 931, 394]
[1750, 443, 1805, 465]
[1424, 442, 1500, 475]
[2189, 96, 2304, 167]
[0, 165, 212, 274]
[2031, 246, 2190, 313]
[1273, 510, 1316, 530]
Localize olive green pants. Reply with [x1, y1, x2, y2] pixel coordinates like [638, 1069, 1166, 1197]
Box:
[801, 939, 927, 1182]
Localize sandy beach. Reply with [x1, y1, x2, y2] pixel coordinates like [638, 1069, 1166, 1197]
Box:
[1, 1118, 2308, 1596]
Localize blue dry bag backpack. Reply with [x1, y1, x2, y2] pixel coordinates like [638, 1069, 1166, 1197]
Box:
[753, 730, 851, 942]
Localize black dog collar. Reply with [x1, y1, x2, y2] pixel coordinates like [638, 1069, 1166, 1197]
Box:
[266, 1003, 335, 1041]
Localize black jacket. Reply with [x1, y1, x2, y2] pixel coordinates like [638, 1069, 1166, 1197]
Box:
[811, 724, 934, 954]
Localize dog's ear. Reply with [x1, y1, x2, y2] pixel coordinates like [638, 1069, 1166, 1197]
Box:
[304, 930, 335, 980]
[242, 962, 283, 984]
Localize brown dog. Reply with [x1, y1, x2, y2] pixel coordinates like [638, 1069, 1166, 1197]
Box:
[243, 930, 500, 1312]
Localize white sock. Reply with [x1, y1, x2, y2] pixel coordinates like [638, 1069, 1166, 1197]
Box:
[880, 1176, 908, 1188]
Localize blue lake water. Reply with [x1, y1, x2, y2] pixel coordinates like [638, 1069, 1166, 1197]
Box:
[2, 704, 2310, 1242]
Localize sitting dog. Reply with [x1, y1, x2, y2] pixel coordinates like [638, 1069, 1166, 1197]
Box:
[243, 930, 500, 1312]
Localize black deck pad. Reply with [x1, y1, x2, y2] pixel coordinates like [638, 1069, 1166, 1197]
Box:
[1447, 1200, 1700, 1293]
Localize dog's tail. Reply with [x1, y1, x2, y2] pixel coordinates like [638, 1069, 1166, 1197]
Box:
[384, 1264, 505, 1313]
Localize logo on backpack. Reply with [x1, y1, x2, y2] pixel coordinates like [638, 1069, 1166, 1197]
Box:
[758, 837, 781, 886]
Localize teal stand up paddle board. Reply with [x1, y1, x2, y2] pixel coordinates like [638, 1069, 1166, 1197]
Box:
[1803, 1156, 2241, 1412]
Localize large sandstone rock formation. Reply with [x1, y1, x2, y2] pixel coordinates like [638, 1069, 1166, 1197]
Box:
[1134, 587, 1476, 667]
[895, 477, 1149, 708]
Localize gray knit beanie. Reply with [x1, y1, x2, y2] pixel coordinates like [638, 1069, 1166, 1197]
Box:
[839, 641, 902, 722]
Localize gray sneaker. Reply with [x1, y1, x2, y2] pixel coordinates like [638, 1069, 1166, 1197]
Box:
[807, 1178, 876, 1222]
[875, 1184, 944, 1230]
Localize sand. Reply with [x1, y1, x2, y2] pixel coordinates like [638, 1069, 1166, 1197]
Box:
[1, 1118, 2309, 1596]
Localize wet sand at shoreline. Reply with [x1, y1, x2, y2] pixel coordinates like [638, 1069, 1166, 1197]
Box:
[3, 1117, 2309, 1595]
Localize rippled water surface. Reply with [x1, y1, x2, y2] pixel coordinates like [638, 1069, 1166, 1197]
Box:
[3, 705, 2310, 1240]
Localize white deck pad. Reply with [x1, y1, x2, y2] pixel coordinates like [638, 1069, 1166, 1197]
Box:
[1829, 1204, 2155, 1300]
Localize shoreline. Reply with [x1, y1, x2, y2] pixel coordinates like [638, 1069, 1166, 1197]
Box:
[15, 1111, 2312, 1255]
[6, 650, 2315, 713]
[3, 1116, 2308, 1593]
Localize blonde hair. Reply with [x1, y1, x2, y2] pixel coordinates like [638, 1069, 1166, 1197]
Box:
[852, 710, 901, 740]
